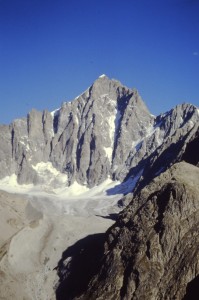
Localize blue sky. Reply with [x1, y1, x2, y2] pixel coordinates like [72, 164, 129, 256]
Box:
[0, 0, 199, 124]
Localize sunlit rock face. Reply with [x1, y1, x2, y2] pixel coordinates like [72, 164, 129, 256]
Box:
[0, 75, 198, 190]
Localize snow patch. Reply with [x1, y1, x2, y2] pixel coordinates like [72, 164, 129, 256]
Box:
[131, 122, 164, 153]
[32, 162, 68, 188]
[101, 93, 108, 98]
[0, 173, 125, 217]
[119, 169, 143, 194]
[20, 140, 30, 151]
[104, 147, 112, 160]
[187, 119, 195, 129]
[0, 169, 123, 201]
[99, 74, 106, 78]
[150, 113, 156, 118]
[51, 108, 60, 117]
[106, 169, 143, 195]
[107, 114, 116, 146]
[132, 140, 142, 151]
[114, 109, 122, 133]
[105, 99, 122, 161]
[32, 162, 62, 176]
[52, 180, 89, 197]
[0, 174, 34, 193]
[28, 178, 123, 217]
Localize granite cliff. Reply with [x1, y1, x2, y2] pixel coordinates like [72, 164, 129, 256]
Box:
[0, 75, 198, 190]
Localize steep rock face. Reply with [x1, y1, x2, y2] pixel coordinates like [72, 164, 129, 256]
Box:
[9, 110, 54, 184]
[77, 162, 199, 300]
[48, 75, 154, 186]
[0, 75, 153, 186]
[133, 108, 199, 193]
[0, 75, 198, 188]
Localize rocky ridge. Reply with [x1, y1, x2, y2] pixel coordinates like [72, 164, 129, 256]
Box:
[53, 89, 199, 299]
[74, 161, 199, 300]
[0, 75, 198, 190]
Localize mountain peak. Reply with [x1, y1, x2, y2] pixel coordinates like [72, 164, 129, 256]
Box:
[95, 74, 121, 85]
[1, 75, 198, 190]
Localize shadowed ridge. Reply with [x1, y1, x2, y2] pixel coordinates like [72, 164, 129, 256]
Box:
[182, 275, 199, 300]
[56, 233, 106, 300]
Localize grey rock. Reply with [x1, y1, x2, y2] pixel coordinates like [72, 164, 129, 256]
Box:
[0, 75, 198, 189]
[0, 124, 13, 178]
[133, 105, 199, 193]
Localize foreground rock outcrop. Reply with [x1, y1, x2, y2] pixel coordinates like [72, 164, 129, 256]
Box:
[73, 162, 199, 300]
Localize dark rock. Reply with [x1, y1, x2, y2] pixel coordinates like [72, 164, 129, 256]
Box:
[76, 162, 199, 300]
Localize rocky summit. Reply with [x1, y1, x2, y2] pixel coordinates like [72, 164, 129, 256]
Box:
[0, 75, 199, 191]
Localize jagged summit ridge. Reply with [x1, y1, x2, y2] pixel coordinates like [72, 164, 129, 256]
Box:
[0, 76, 198, 189]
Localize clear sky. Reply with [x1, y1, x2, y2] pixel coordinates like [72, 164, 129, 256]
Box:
[0, 0, 199, 124]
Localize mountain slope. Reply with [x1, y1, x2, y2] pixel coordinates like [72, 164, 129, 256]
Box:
[75, 161, 199, 300]
[0, 75, 198, 191]
[0, 75, 198, 300]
